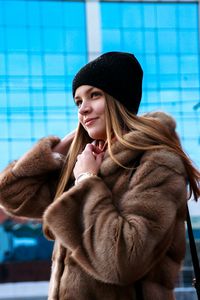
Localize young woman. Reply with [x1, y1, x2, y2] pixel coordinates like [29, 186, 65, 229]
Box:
[0, 52, 199, 300]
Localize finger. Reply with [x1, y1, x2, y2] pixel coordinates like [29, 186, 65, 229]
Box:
[76, 154, 81, 161]
[98, 140, 105, 150]
[92, 140, 97, 146]
[46, 136, 61, 147]
[84, 143, 102, 154]
[84, 143, 94, 152]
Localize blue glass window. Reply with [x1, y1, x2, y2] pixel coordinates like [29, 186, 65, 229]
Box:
[43, 29, 64, 52]
[122, 30, 144, 54]
[180, 55, 199, 74]
[157, 30, 178, 54]
[179, 31, 198, 54]
[27, 1, 41, 27]
[41, 1, 63, 27]
[178, 4, 197, 28]
[44, 54, 65, 76]
[7, 54, 29, 76]
[6, 28, 28, 52]
[0, 119, 9, 139]
[65, 54, 86, 76]
[143, 4, 157, 28]
[10, 120, 32, 139]
[156, 4, 177, 28]
[122, 4, 143, 28]
[28, 28, 42, 52]
[63, 2, 86, 29]
[0, 0, 87, 173]
[0, 142, 10, 170]
[4, 0, 27, 26]
[159, 55, 179, 74]
[102, 29, 121, 52]
[30, 55, 43, 76]
[101, 4, 121, 29]
[0, 54, 6, 75]
[0, 27, 5, 51]
[144, 31, 156, 54]
[64, 30, 87, 53]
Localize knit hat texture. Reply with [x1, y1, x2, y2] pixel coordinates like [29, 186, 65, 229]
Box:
[72, 51, 143, 114]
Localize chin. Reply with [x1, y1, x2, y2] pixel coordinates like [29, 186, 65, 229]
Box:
[87, 130, 106, 141]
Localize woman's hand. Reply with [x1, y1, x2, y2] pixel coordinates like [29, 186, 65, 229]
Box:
[52, 131, 76, 155]
[73, 143, 104, 179]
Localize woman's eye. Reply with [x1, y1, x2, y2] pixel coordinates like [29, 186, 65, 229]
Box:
[91, 91, 101, 98]
[76, 100, 82, 108]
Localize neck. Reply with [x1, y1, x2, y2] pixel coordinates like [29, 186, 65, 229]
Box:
[95, 140, 108, 151]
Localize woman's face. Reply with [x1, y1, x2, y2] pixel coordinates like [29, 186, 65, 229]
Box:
[74, 85, 107, 141]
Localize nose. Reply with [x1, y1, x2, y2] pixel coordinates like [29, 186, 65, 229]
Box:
[79, 100, 91, 115]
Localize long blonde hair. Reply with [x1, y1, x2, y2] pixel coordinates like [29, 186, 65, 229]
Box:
[55, 94, 200, 201]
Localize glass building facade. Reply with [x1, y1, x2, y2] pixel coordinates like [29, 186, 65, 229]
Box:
[0, 0, 200, 171]
[0, 0, 200, 297]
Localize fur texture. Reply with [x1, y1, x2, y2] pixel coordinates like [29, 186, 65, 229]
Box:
[0, 112, 188, 300]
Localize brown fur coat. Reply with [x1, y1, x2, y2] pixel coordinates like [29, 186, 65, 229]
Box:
[0, 112, 187, 300]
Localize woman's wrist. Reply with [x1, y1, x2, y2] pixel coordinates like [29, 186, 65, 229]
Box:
[75, 172, 98, 185]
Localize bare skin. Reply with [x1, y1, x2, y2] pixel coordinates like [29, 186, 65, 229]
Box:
[73, 143, 104, 179]
[53, 85, 107, 180]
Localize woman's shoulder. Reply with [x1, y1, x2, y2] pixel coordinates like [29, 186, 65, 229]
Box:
[134, 111, 186, 176]
[142, 111, 176, 133]
[140, 148, 186, 176]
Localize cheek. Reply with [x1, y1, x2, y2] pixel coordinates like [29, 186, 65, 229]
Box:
[78, 114, 87, 130]
[96, 100, 106, 116]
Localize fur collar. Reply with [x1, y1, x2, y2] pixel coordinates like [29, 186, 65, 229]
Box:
[100, 111, 177, 178]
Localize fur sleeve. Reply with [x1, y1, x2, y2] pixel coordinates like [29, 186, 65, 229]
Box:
[43, 153, 187, 285]
[0, 136, 64, 219]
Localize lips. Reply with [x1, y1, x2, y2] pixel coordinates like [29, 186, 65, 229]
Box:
[84, 118, 98, 126]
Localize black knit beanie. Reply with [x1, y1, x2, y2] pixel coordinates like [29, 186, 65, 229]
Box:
[72, 51, 143, 114]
